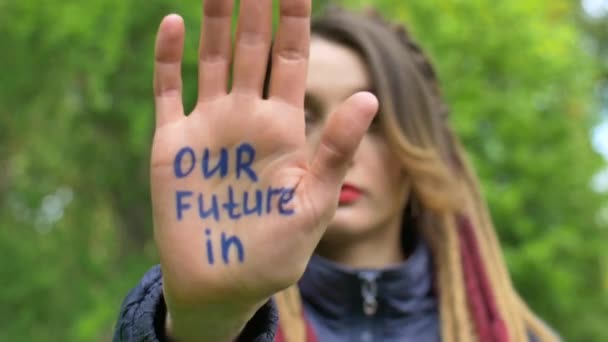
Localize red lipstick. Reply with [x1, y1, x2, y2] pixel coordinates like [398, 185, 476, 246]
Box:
[339, 183, 362, 205]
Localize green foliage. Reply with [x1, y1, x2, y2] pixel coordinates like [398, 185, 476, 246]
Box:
[1, 0, 605, 341]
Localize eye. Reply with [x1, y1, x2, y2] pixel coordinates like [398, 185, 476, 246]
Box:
[371, 114, 380, 125]
[304, 95, 323, 127]
[368, 112, 381, 131]
[304, 108, 317, 124]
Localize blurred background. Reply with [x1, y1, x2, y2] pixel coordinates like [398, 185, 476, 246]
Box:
[1, 0, 607, 340]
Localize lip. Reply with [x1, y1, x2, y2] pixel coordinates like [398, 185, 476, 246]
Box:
[339, 183, 362, 205]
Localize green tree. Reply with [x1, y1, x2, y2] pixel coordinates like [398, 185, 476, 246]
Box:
[0, 0, 605, 341]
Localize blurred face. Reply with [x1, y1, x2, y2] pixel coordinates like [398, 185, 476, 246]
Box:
[305, 36, 410, 243]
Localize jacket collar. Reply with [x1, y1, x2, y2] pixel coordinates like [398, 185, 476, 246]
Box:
[299, 239, 437, 322]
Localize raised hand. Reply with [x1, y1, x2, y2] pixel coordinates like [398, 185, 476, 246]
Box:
[150, 0, 377, 339]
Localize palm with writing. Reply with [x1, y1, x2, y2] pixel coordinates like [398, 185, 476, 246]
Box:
[151, 0, 377, 339]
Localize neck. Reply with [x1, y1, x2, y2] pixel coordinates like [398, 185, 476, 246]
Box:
[316, 215, 407, 269]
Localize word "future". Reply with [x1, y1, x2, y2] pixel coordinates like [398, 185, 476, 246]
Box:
[173, 143, 295, 266]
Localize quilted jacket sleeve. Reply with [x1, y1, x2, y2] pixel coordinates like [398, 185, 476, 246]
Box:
[113, 265, 278, 342]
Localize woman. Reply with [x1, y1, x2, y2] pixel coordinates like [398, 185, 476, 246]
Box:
[114, 1, 557, 341]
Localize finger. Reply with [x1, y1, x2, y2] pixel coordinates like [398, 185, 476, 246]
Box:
[268, 0, 311, 107]
[198, 0, 234, 101]
[231, 0, 273, 95]
[154, 14, 185, 127]
[305, 92, 378, 203]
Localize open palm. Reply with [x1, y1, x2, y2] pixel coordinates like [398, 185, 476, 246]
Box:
[150, 0, 378, 322]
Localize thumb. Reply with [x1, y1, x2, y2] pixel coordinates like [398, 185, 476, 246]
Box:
[303, 91, 378, 216]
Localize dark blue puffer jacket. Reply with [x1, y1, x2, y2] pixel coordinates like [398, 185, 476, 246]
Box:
[113, 239, 547, 341]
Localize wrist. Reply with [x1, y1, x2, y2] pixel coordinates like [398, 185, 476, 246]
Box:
[165, 297, 267, 342]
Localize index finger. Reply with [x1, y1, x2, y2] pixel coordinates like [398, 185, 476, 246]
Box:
[267, 0, 311, 108]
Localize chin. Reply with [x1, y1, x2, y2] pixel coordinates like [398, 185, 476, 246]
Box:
[324, 208, 372, 239]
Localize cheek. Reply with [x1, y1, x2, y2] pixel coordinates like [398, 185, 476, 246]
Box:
[361, 139, 407, 202]
[377, 162, 407, 204]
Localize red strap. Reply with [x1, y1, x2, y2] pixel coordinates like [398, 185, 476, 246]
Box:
[458, 215, 509, 342]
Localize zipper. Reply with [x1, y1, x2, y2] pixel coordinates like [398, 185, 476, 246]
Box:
[359, 271, 379, 316]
